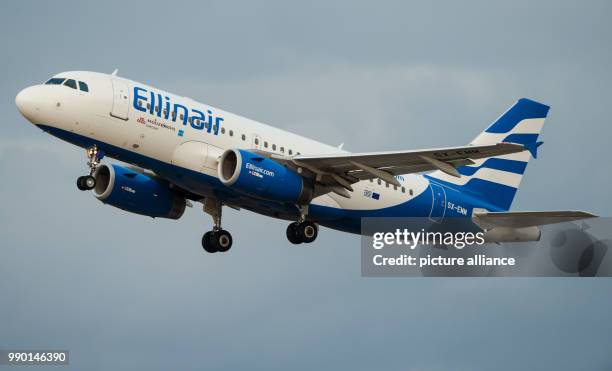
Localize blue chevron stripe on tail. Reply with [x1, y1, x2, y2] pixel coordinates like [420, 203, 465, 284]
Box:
[427, 98, 550, 211]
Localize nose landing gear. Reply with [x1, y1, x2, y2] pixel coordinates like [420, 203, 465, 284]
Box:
[76, 145, 103, 191]
[76, 175, 96, 191]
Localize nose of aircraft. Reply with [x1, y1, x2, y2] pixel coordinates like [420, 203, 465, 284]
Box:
[15, 86, 39, 122]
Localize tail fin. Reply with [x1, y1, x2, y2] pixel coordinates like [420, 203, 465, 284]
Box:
[428, 98, 550, 211]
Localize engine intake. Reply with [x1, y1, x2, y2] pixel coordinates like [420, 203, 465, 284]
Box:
[93, 164, 186, 219]
[218, 149, 312, 204]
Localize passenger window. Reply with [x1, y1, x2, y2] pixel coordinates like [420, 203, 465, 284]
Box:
[280, 147, 285, 153]
[241, 134, 246, 141]
[264, 141, 268, 148]
[229, 130, 233, 137]
[377, 179, 381, 185]
[272, 144, 277, 150]
[409, 189, 413, 196]
[385, 182, 389, 188]
[393, 185, 397, 190]
[63, 79, 77, 89]
[221, 127, 225, 134]
[254, 138, 259, 145]
[46, 78, 65, 85]
[288, 149, 293, 155]
[138, 101, 143, 107]
[401, 187, 406, 193]
[78, 81, 89, 92]
[147, 103, 151, 110]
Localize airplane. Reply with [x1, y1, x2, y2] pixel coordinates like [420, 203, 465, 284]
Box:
[15, 70, 596, 253]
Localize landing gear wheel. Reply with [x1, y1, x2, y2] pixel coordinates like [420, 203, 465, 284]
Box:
[214, 230, 233, 252]
[202, 230, 232, 253]
[202, 231, 217, 253]
[76, 177, 86, 191]
[297, 221, 318, 243]
[76, 175, 96, 191]
[287, 221, 318, 244]
[286, 222, 302, 244]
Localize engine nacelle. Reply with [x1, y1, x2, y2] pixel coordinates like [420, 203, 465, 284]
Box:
[218, 149, 313, 204]
[93, 164, 186, 219]
[483, 226, 541, 243]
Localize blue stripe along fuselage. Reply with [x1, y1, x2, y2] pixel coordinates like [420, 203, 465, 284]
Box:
[36, 124, 493, 235]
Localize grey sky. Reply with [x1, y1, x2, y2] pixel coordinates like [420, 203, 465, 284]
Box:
[1, 0, 611, 370]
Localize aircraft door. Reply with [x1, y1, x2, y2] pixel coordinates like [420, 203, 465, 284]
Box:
[429, 183, 447, 222]
[110, 79, 130, 120]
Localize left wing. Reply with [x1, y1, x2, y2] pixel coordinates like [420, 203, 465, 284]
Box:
[270, 142, 526, 194]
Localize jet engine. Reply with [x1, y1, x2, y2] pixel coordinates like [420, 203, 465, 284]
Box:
[92, 164, 186, 219]
[218, 149, 313, 204]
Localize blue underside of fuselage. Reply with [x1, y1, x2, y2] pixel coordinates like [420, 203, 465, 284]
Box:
[37, 124, 451, 235]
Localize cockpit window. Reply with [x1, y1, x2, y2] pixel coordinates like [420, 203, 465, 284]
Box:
[45, 78, 65, 85]
[63, 79, 77, 89]
[78, 81, 89, 92]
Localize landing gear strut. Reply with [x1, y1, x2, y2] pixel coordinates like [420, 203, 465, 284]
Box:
[77, 145, 103, 191]
[286, 205, 319, 244]
[201, 198, 233, 253]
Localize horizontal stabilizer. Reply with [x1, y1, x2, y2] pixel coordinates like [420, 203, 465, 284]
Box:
[473, 210, 597, 229]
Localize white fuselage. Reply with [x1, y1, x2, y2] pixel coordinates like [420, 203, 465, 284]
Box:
[16, 71, 432, 232]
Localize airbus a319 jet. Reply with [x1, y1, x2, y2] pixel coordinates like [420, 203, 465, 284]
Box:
[15, 70, 595, 253]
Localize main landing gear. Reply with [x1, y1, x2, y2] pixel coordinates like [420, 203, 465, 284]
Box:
[286, 221, 318, 244]
[77, 145, 103, 191]
[201, 198, 233, 253]
[286, 205, 319, 244]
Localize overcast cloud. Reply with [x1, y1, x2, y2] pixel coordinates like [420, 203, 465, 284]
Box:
[1, 1, 611, 370]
